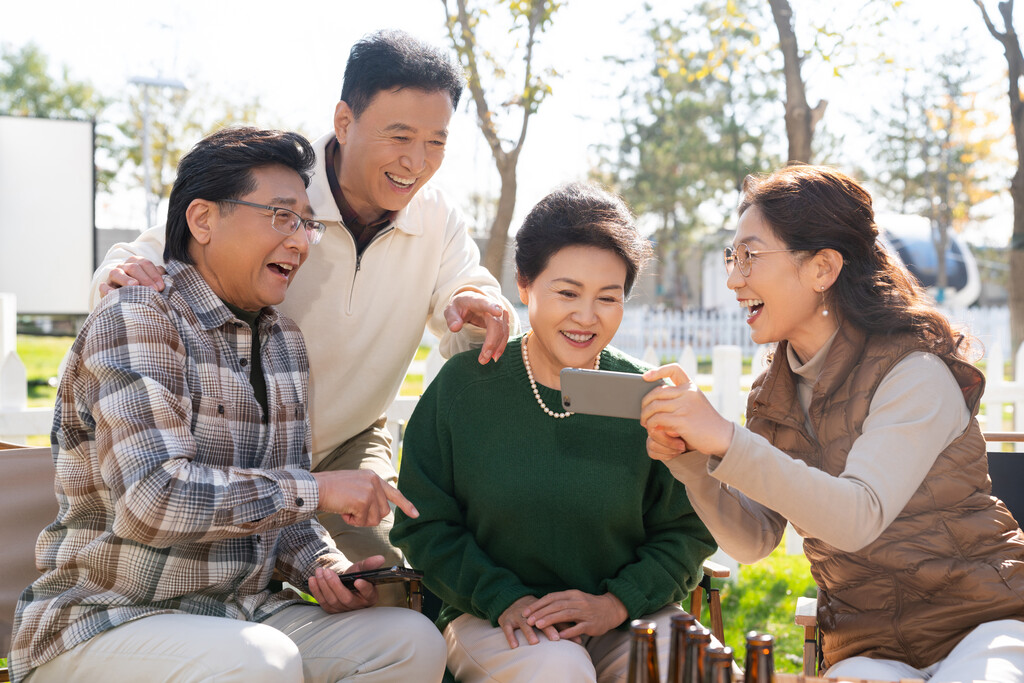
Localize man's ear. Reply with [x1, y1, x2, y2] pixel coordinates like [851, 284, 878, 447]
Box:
[334, 100, 355, 144]
[186, 199, 215, 246]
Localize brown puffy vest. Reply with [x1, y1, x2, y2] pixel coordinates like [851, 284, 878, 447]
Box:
[746, 325, 1024, 669]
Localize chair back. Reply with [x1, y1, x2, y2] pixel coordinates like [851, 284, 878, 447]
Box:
[989, 451, 1024, 522]
[985, 433, 1024, 524]
[0, 442, 56, 655]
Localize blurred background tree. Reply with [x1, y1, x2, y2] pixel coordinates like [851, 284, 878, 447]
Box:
[443, 0, 563, 283]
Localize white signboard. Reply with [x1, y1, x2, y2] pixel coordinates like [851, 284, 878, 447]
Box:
[0, 116, 94, 314]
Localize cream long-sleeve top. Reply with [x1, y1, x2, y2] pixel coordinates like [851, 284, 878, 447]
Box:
[663, 331, 971, 563]
[90, 132, 519, 467]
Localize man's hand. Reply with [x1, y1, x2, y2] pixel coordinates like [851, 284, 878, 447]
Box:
[306, 555, 384, 613]
[443, 290, 510, 364]
[311, 470, 419, 526]
[497, 595, 564, 649]
[523, 590, 627, 640]
[98, 256, 166, 297]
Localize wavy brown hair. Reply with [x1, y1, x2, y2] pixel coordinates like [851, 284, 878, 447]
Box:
[738, 164, 972, 362]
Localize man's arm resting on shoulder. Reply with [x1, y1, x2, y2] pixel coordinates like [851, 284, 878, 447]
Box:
[89, 224, 168, 309]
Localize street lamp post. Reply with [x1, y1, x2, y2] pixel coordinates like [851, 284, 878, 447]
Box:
[128, 76, 187, 229]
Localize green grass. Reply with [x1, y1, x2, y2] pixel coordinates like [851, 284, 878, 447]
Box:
[698, 547, 817, 674]
[17, 334, 74, 408]
[14, 335, 74, 445]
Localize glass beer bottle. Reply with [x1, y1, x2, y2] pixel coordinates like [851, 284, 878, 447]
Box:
[703, 645, 735, 683]
[743, 632, 775, 683]
[683, 624, 712, 683]
[666, 611, 697, 683]
[626, 619, 660, 683]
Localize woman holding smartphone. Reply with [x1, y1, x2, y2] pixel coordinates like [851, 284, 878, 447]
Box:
[391, 182, 716, 682]
[641, 165, 1024, 682]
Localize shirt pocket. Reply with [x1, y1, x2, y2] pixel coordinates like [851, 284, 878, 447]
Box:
[190, 395, 236, 467]
[266, 400, 308, 469]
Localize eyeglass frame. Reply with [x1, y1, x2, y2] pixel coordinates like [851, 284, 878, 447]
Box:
[219, 198, 327, 245]
[723, 243, 800, 277]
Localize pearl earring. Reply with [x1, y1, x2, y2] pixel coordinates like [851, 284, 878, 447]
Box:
[820, 286, 829, 317]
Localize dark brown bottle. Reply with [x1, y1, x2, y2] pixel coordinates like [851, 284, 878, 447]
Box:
[626, 619, 660, 683]
[703, 645, 735, 683]
[683, 624, 712, 683]
[743, 632, 775, 683]
[666, 611, 698, 683]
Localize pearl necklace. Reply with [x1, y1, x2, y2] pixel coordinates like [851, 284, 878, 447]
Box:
[521, 331, 600, 418]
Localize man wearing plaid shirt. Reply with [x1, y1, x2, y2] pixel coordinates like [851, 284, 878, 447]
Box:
[8, 128, 446, 683]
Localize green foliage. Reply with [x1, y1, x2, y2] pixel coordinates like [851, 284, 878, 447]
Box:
[116, 84, 266, 202]
[715, 547, 817, 674]
[0, 43, 106, 119]
[595, 0, 783, 307]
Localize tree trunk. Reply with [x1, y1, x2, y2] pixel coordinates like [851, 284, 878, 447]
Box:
[1011, 167, 1024, 354]
[973, 0, 1024, 355]
[482, 161, 518, 282]
[444, 0, 549, 283]
[768, 0, 826, 164]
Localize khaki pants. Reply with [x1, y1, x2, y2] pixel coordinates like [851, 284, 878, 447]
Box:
[26, 604, 446, 683]
[314, 415, 407, 606]
[444, 604, 691, 683]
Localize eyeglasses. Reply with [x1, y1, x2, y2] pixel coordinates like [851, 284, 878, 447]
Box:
[723, 243, 798, 277]
[221, 199, 327, 246]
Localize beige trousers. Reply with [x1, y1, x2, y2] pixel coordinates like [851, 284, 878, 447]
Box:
[444, 604, 689, 683]
[314, 415, 407, 606]
[26, 604, 446, 683]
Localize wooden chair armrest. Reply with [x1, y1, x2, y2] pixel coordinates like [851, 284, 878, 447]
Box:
[983, 431, 1024, 443]
[795, 595, 817, 626]
[701, 559, 731, 579]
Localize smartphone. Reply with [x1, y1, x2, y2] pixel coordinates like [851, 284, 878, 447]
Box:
[338, 566, 424, 587]
[559, 368, 666, 420]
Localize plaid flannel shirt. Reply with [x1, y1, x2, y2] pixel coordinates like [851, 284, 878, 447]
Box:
[9, 261, 346, 682]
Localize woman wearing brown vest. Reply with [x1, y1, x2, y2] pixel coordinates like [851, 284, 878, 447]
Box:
[639, 164, 1024, 682]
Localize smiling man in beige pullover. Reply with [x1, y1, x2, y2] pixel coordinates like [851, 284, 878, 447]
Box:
[90, 31, 518, 597]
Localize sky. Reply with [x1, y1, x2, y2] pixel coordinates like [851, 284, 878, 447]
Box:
[2, 0, 1014, 243]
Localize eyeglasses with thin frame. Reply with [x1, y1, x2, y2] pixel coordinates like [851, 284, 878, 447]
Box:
[723, 243, 798, 277]
[220, 199, 327, 246]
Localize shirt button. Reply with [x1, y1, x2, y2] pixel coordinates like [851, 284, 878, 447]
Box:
[295, 497, 304, 507]
[254, 534, 261, 543]
[217, 405, 225, 415]
[240, 357, 248, 367]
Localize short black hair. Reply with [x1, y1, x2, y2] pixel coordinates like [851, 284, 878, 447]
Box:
[341, 29, 464, 117]
[164, 127, 316, 265]
[515, 183, 652, 297]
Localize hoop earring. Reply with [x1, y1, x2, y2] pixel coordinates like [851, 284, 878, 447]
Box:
[820, 286, 829, 317]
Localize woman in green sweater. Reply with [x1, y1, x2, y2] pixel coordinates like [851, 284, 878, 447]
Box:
[391, 182, 716, 682]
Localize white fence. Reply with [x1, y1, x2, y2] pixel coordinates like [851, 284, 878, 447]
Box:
[2, 293, 1023, 442]
[607, 305, 1012, 361]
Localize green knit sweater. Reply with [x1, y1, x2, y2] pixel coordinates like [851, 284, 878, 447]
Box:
[391, 336, 716, 631]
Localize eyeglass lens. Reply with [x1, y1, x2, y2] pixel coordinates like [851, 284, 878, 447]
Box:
[724, 244, 752, 275]
[271, 209, 301, 235]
